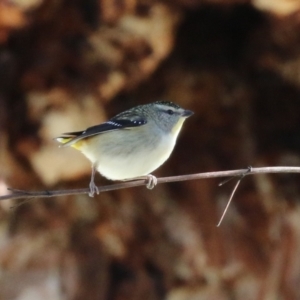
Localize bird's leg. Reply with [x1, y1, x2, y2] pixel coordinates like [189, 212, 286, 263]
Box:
[89, 164, 99, 197]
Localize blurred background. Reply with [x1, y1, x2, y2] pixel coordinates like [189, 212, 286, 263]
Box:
[1, 0, 300, 299]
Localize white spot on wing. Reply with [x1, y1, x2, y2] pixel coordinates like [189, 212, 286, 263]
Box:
[107, 121, 122, 127]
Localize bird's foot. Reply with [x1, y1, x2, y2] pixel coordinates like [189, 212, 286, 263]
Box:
[145, 174, 157, 189]
[123, 174, 157, 189]
[89, 181, 99, 197]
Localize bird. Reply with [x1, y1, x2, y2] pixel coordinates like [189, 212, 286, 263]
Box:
[55, 101, 193, 196]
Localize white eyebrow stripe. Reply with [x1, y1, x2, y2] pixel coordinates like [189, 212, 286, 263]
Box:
[155, 104, 175, 111]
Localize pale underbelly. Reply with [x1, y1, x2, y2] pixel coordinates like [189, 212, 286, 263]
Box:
[80, 129, 176, 180]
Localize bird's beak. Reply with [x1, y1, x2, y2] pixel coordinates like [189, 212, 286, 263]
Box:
[182, 109, 194, 117]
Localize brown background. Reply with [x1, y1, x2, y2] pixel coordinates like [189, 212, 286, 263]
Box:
[1, 0, 300, 299]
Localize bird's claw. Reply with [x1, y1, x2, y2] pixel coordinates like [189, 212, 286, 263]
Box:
[145, 174, 157, 189]
[89, 181, 99, 197]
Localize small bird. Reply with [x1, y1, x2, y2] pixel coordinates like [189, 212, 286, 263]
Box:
[55, 101, 193, 196]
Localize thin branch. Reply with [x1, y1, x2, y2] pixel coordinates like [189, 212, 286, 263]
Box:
[1, 166, 300, 202]
[216, 177, 242, 227]
[216, 166, 252, 226]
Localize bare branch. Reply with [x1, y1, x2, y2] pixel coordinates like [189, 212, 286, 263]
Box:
[216, 166, 252, 226]
[217, 177, 242, 227]
[1, 166, 300, 202]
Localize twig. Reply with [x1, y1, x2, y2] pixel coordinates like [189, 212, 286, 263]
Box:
[1, 166, 300, 202]
[216, 166, 252, 226]
[217, 178, 242, 227]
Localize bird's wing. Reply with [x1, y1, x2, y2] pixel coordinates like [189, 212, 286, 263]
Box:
[56, 113, 147, 147]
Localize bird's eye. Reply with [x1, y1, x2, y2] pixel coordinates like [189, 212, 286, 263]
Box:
[167, 109, 174, 115]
